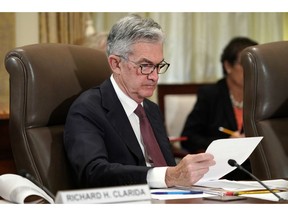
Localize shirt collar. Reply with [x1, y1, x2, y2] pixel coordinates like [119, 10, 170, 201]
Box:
[110, 75, 140, 116]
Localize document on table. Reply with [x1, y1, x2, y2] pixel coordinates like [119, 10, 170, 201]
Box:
[197, 136, 263, 183]
[239, 191, 288, 202]
[152, 137, 265, 200]
[193, 179, 288, 192]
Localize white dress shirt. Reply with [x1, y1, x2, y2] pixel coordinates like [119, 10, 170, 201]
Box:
[110, 75, 168, 188]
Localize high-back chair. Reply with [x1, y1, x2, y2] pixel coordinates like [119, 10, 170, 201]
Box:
[5, 43, 111, 195]
[241, 41, 288, 180]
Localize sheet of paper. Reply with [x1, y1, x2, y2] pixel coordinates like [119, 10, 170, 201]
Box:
[0, 174, 54, 204]
[240, 191, 288, 202]
[239, 179, 288, 189]
[197, 136, 263, 183]
[195, 179, 288, 191]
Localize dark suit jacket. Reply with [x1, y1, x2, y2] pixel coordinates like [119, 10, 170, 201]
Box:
[64, 79, 176, 188]
[180, 78, 251, 180]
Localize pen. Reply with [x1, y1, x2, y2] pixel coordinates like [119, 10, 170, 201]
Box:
[224, 189, 280, 196]
[151, 191, 203, 195]
[218, 127, 235, 136]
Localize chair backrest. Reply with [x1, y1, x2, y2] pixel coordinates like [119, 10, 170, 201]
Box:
[157, 83, 210, 159]
[5, 43, 111, 195]
[157, 83, 208, 138]
[241, 41, 288, 180]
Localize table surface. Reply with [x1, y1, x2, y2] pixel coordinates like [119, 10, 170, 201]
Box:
[151, 196, 288, 204]
[1, 196, 287, 204]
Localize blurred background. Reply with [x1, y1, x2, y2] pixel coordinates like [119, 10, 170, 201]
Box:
[0, 12, 287, 115]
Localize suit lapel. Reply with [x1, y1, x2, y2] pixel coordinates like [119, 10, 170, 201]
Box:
[100, 80, 146, 165]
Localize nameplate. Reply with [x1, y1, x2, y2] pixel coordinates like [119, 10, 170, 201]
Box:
[55, 184, 151, 204]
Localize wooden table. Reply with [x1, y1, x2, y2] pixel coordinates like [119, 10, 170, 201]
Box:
[151, 196, 287, 204]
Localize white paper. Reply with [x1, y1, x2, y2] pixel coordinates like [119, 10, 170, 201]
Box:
[169, 136, 287, 202]
[195, 179, 288, 191]
[0, 174, 54, 204]
[198, 136, 263, 183]
[240, 191, 288, 202]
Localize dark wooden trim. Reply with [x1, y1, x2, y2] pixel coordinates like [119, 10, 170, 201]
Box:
[0, 118, 16, 174]
[157, 83, 209, 121]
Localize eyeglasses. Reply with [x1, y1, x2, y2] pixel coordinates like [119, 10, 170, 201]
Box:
[117, 55, 170, 75]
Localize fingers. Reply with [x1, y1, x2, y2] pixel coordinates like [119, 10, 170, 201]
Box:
[186, 154, 216, 178]
[185, 152, 214, 163]
[165, 153, 215, 187]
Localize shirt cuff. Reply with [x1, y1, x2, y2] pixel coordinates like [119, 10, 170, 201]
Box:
[147, 167, 168, 188]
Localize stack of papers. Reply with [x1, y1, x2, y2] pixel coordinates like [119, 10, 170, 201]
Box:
[184, 179, 288, 194]
[152, 137, 288, 201]
[152, 179, 288, 201]
[195, 179, 288, 191]
[186, 179, 288, 202]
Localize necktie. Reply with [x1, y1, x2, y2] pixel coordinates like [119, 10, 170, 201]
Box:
[134, 104, 167, 166]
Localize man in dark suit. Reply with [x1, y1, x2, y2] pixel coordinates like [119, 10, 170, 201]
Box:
[64, 14, 215, 189]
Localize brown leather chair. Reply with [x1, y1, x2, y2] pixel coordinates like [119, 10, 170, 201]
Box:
[5, 43, 111, 195]
[241, 41, 288, 180]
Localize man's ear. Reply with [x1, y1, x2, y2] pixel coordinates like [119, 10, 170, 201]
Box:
[108, 55, 121, 74]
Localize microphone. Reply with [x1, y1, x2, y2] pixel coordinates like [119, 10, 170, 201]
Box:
[227, 159, 284, 201]
[18, 169, 55, 200]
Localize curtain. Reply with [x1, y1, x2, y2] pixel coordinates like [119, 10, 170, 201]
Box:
[0, 13, 15, 116]
[89, 12, 284, 84]
[39, 12, 90, 44]
[39, 12, 284, 83]
[151, 12, 284, 84]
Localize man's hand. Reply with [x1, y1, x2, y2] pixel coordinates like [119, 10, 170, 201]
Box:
[165, 153, 215, 187]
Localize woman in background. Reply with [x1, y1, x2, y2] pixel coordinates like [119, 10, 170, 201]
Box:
[181, 36, 258, 180]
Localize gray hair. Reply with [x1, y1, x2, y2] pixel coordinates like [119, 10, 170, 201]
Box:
[106, 14, 165, 57]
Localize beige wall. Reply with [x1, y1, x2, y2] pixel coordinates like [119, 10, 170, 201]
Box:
[16, 13, 39, 46]
[0, 13, 39, 115]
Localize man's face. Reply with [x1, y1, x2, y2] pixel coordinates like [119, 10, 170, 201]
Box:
[113, 42, 164, 103]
